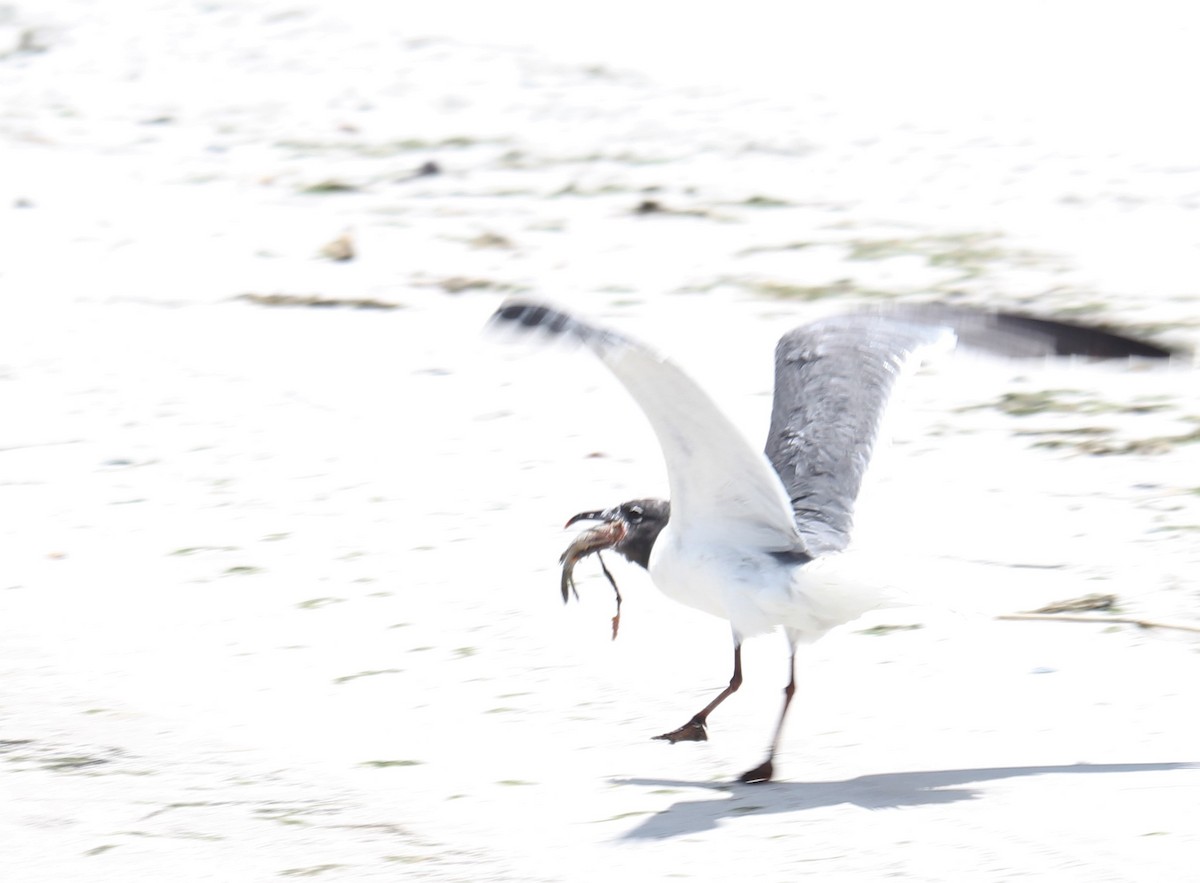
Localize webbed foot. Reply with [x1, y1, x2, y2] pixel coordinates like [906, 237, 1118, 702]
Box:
[738, 759, 774, 784]
[653, 718, 708, 743]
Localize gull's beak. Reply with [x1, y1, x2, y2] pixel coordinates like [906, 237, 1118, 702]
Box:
[564, 508, 610, 529]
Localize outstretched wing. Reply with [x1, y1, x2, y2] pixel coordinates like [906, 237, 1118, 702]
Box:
[490, 301, 805, 553]
[767, 305, 1177, 555]
[766, 316, 950, 556]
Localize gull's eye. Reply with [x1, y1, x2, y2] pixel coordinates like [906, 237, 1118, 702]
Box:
[626, 505, 644, 523]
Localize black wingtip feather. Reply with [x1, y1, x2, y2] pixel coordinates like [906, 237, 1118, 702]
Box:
[990, 313, 1176, 359]
[492, 300, 575, 334]
[489, 300, 617, 350]
[494, 301, 554, 327]
[881, 303, 1181, 360]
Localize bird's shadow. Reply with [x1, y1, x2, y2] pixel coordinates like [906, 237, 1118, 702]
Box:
[615, 762, 1195, 840]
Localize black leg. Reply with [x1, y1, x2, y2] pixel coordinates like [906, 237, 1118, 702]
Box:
[739, 644, 797, 784]
[654, 642, 743, 744]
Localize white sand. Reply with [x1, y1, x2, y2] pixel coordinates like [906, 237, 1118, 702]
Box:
[2, 2, 1199, 880]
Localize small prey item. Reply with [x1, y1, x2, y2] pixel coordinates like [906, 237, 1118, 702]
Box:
[558, 519, 626, 639]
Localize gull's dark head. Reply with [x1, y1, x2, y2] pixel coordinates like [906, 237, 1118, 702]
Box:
[564, 498, 670, 570]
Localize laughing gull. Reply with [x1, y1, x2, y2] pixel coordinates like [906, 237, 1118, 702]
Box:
[490, 300, 1173, 784]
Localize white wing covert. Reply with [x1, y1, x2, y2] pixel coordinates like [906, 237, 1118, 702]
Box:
[491, 301, 804, 553]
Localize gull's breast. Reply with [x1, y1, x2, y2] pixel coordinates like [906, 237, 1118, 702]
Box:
[648, 524, 812, 638]
[648, 526, 911, 641]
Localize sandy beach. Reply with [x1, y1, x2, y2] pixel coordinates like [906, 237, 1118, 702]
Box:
[2, 2, 1199, 880]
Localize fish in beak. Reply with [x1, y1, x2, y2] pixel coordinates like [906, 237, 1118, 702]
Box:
[559, 508, 627, 639]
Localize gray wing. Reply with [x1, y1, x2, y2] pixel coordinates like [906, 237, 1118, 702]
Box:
[492, 300, 805, 553]
[766, 316, 949, 556]
[767, 305, 1176, 556]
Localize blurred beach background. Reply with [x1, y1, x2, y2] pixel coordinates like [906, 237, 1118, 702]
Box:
[2, 2, 1198, 880]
